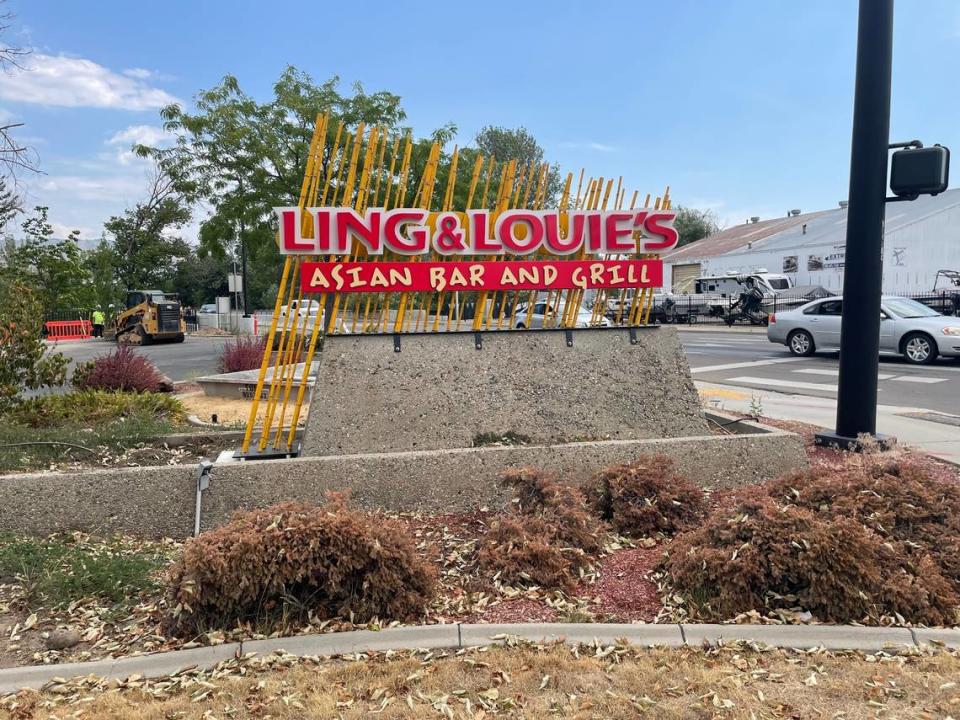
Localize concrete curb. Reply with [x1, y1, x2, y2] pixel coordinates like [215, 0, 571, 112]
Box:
[2, 622, 957, 694]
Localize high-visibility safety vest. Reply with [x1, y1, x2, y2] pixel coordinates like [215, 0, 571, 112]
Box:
[92, 310, 105, 325]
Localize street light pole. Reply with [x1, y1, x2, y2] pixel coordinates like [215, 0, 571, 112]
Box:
[240, 216, 251, 318]
[817, 0, 895, 449]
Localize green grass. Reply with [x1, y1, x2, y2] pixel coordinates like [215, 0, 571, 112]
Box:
[0, 535, 165, 607]
[0, 390, 186, 472]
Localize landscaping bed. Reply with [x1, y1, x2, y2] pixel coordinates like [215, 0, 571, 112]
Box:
[0, 429, 958, 674]
[0, 391, 236, 474]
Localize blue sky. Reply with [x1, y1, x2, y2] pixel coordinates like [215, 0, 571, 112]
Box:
[1, 0, 958, 241]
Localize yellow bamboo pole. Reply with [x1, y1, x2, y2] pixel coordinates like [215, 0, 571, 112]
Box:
[241, 114, 325, 454]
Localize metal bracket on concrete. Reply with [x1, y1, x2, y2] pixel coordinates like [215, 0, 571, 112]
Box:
[194, 460, 213, 537]
[393, 334, 402, 353]
[629, 327, 639, 345]
[565, 329, 574, 347]
[474, 332, 483, 350]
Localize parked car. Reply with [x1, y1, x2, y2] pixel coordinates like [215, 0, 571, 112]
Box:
[198, 303, 218, 314]
[768, 295, 960, 364]
[513, 301, 610, 329]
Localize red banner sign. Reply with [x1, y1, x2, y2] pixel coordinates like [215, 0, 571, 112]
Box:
[300, 259, 663, 294]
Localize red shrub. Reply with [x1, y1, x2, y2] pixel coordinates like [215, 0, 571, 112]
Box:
[660, 492, 958, 625]
[217, 335, 267, 374]
[501, 467, 605, 553]
[165, 499, 436, 636]
[478, 468, 606, 590]
[765, 458, 960, 593]
[478, 516, 577, 590]
[73, 346, 165, 393]
[588, 455, 706, 537]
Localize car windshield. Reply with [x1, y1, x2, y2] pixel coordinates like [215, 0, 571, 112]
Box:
[767, 278, 790, 290]
[884, 297, 941, 319]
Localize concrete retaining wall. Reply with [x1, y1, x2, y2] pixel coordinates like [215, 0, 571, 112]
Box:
[302, 327, 709, 456]
[0, 418, 806, 539]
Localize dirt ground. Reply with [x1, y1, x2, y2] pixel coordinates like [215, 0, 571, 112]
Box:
[178, 391, 310, 429]
[4, 642, 960, 719]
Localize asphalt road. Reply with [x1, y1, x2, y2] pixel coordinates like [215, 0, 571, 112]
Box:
[682, 329, 960, 416]
[55, 335, 235, 382]
[52, 330, 960, 417]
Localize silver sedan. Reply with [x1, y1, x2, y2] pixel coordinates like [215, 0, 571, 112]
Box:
[767, 296, 960, 365]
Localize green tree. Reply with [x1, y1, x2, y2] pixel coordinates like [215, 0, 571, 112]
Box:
[103, 171, 192, 290]
[83, 238, 123, 311]
[0, 282, 67, 412]
[673, 206, 721, 247]
[0, 206, 94, 311]
[0, 176, 20, 231]
[138, 68, 417, 308]
[474, 126, 563, 206]
[168, 252, 231, 308]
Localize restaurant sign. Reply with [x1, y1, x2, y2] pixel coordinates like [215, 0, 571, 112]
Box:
[276, 207, 677, 293]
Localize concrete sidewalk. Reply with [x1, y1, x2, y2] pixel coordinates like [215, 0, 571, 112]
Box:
[1, 622, 958, 694]
[697, 381, 960, 464]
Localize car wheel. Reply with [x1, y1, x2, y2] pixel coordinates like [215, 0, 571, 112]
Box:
[902, 332, 937, 365]
[787, 329, 815, 357]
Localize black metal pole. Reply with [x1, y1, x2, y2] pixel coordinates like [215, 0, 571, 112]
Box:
[820, 0, 894, 447]
[240, 217, 251, 318]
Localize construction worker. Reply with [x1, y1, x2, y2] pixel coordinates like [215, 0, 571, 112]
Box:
[91, 307, 105, 338]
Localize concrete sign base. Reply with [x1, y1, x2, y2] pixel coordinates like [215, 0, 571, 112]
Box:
[301, 327, 709, 457]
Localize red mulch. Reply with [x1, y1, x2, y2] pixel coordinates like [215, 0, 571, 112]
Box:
[471, 598, 560, 624]
[575, 547, 663, 622]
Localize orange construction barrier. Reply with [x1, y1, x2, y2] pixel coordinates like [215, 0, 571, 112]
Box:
[44, 320, 92, 341]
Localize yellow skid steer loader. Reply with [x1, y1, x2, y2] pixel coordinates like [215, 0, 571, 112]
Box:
[109, 290, 186, 345]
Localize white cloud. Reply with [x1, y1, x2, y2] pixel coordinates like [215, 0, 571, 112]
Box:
[35, 174, 147, 203]
[558, 141, 619, 152]
[122, 68, 153, 80]
[106, 124, 172, 147]
[106, 124, 173, 164]
[0, 52, 179, 110]
[49, 221, 96, 242]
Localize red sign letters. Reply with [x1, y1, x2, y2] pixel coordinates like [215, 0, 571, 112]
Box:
[277, 207, 679, 256]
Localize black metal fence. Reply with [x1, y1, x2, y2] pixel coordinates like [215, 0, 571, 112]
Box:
[627, 289, 960, 327]
[44, 308, 90, 322]
[44, 289, 960, 332]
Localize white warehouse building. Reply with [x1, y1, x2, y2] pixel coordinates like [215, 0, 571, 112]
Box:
[662, 188, 960, 295]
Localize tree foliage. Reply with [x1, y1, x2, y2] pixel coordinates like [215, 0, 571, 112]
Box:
[0, 282, 67, 412]
[674, 206, 721, 247]
[103, 171, 192, 290]
[0, 176, 21, 231]
[0, 207, 94, 311]
[139, 68, 407, 308]
[475, 126, 563, 206]
[138, 69, 564, 309]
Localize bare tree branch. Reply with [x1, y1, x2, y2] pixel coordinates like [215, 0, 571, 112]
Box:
[0, 1, 29, 70]
[0, 2, 38, 175]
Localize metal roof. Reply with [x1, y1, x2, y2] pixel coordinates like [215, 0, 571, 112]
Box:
[664, 188, 960, 262]
[663, 211, 829, 262]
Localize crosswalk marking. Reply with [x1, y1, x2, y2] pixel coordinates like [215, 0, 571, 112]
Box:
[690, 358, 807, 374]
[890, 376, 948, 384]
[793, 368, 895, 380]
[727, 376, 839, 392]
